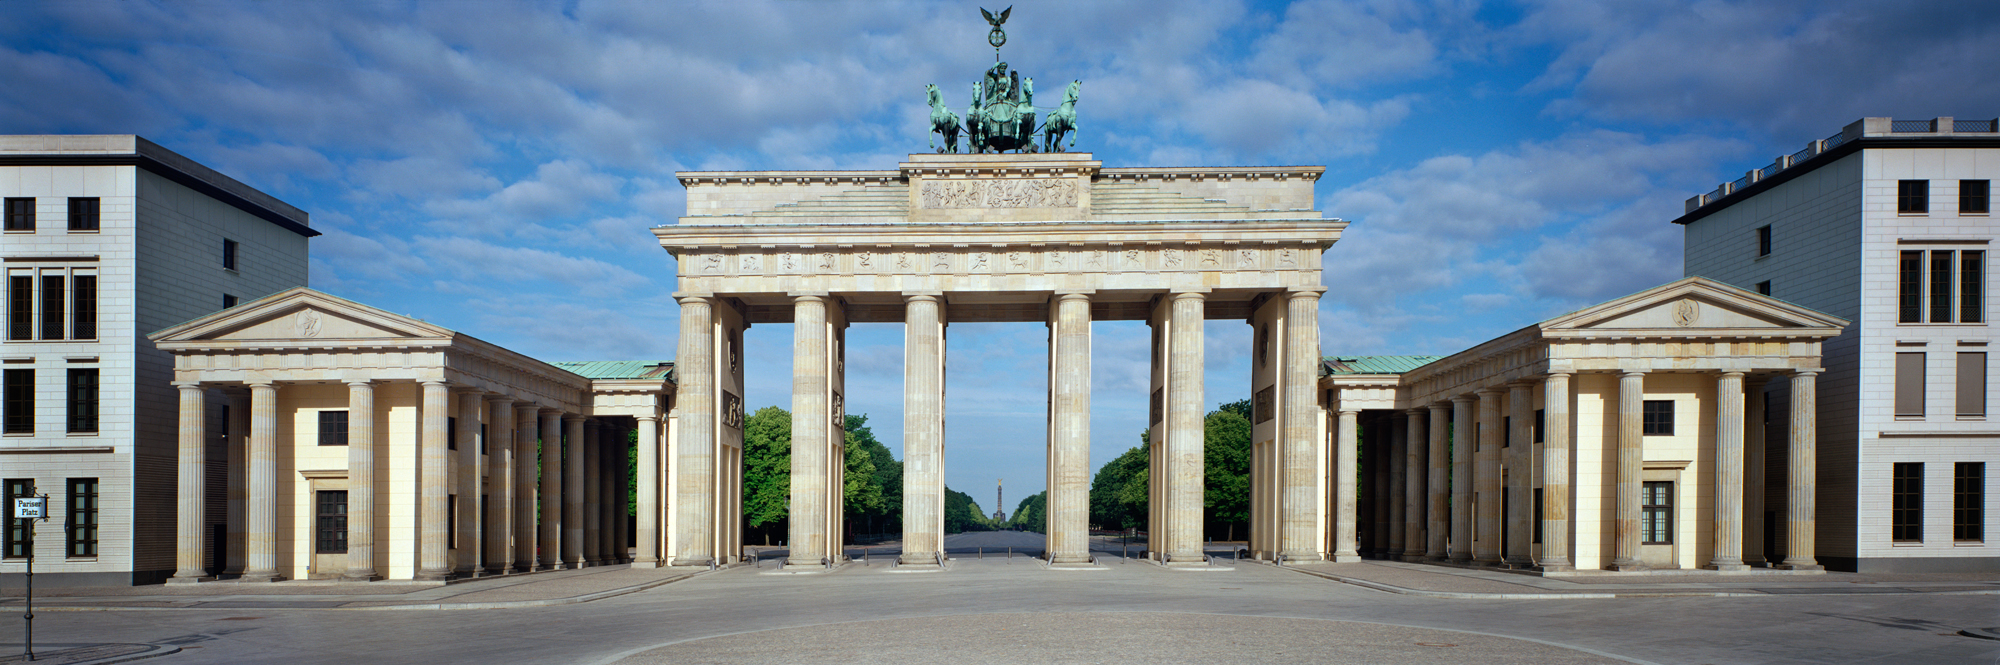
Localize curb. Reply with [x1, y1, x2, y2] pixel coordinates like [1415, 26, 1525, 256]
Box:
[16, 571, 708, 612]
[1277, 566, 2000, 599]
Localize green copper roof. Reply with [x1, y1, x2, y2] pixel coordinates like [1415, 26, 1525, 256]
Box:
[1321, 355, 1442, 376]
[550, 360, 674, 382]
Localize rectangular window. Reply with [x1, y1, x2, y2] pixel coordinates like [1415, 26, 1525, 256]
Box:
[223, 294, 238, 309]
[66, 478, 97, 557]
[1893, 462, 1924, 542]
[71, 274, 95, 340]
[4, 479, 33, 558]
[1756, 280, 1772, 296]
[3, 198, 33, 231]
[1932, 251, 1956, 323]
[1899, 180, 1930, 214]
[6, 275, 28, 341]
[1534, 408, 1545, 444]
[315, 490, 348, 554]
[1642, 400, 1674, 435]
[1756, 225, 1772, 257]
[1901, 251, 1924, 323]
[1956, 462, 1985, 542]
[1964, 251, 1984, 324]
[66, 197, 99, 231]
[1896, 352, 1926, 417]
[1963, 179, 1991, 214]
[1642, 481, 1673, 544]
[222, 239, 238, 270]
[66, 368, 97, 433]
[3, 369, 32, 434]
[1960, 353, 1988, 418]
[318, 410, 348, 446]
[40, 274, 63, 340]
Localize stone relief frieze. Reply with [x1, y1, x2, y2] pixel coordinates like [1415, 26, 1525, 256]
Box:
[919, 178, 1078, 209]
[689, 244, 1314, 278]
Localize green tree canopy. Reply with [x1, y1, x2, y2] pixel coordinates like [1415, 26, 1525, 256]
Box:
[944, 487, 991, 534]
[741, 406, 793, 528]
[1089, 443, 1149, 530]
[1008, 491, 1047, 532]
[844, 414, 902, 533]
[1203, 406, 1252, 529]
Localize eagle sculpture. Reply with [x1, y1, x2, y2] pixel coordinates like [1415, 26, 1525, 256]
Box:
[981, 6, 1011, 28]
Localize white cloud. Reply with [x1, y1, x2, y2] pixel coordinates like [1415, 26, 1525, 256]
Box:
[412, 236, 653, 294]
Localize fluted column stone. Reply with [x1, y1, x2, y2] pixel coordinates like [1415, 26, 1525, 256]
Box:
[344, 381, 381, 581]
[1537, 372, 1573, 571]
[1449, 396, 1475, 562]
[416, 380, 452, 581]
[539, 409, 564, 570]
[1610, 371, 1648, 571]
[670, 296, 716, 567]
[635, 415, 661, 566]
[1402, 409, 1425, 562]
[169, 383, 208, 583]
[563, 415, 586, 568]
[455, 390, 483, 576]
[1278, 290, 1322, 562]
[1425, 404, 1450, 560]
[485, 397, 514, 574]
[1779, 370, 1822, 571]
[1048, 292, 1093, 564]
[1333, 408, 1360, 561]
[513, 404, 540, 571]
[1708, 372, 1749, 570]
[900, 294, 945, 565]
[789, 295, 832, 567]
[1165, 292, 1206, 565]
[242, 381, 280, 582]
[1505, 381, 1533, 566]
[585, 420, 603, 565]
[1474, 388, 1502, 565]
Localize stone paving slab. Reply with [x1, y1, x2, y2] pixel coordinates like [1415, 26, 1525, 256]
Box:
[0, 565, 703, 611]
[0, 643, 179, 665]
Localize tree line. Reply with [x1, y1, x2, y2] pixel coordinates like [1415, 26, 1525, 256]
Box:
[1087, 399, 1253, 541]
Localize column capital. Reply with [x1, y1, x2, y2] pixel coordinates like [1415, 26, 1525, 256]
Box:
[485, 394, 516, 405]
[1476, 386, 1504, 396]
[634, 414, 660, 423]
[419, 379, 450, 388]
[173, 381, 204, 390]
[245, 379, 277, 389]
[1792, 368, 1822, 377]
[563, 413, 588, 423]
[1545, 369, 1575, 378]
[1405, 408, 1428, 417]
[1168, 290, 1208, 302]
[1285, 287, 1326, 301]
[1619, 369, 1648, 379]
[1451, 394, 1477, 405]
[539, 406, 563, 415]
[1338, 408, 1361, 416]
[1428, 402, 1452, 412]
[343, 378, 375, 388]
[1719, 370, 1746, 379]
[789, 292, 830, 301]
[671, 292, 715, 301]
[1054, 290, 1094, 301]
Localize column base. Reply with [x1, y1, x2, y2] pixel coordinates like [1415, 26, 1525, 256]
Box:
[165, 574, 209, 585]
[1048, 553, 1094, 565]
[1606, 559, 1650, 572]
[1501, 554, 1535, 567]
[898, 552, 942, 566]
[1704, 561, 1751, 571]
[631, 558, 662, 569]
[341, 572, 383, 583]
[238, 573, 282, 583]
[1399, 554, 1428, 563]
[668, 557, 712, 568]
[1331, 554, 1363, 563]
[413, 571, 451, 582]
[1536, 562, 1575, 573]
[485, 564, 512, 575]
[1775, 561, 1824, 571]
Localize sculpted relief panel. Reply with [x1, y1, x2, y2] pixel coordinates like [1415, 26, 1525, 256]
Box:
[920, 178, 1078, 209]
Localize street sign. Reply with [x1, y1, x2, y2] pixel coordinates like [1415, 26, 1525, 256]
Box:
[12, 497, 44, 519]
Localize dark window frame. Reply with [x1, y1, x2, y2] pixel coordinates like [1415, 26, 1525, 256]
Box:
[71, 274, 96, 340]
[66, 197, 99, 231]
[1642, 481, 1673, 545]
[1899, 179, 1930, 214]
[3, 198, 33, 231]
[1533, 408, 1544, 444]
[40, 274, 64, 340]
[67, 477, 97, 557]
[1932, 251, 1955, 323]
[66, 368, 97, 434]
[1756, 280, 1772, 296]
[222, 294, 239, 309]
[1896, 352, 1926, 418]
[318, 410, 349, 446]
[1642, 400, 1675, 436]
[1963, 250, 1984, 324]
[1901, 250, 1924, 323]
[315, 490, 348, 554]
[4, 478, 34, 558]
[1893, 462, 1924, 542]
[1956, 462, 1985, 542]
[1756, 225, 1772, 257]
[7, 275, 29, 341]
[1962, 179, 1991, 214]
[3, 369, 32, 434]
[1960, 352, 1988, 418]
[222, 239, 238, 271]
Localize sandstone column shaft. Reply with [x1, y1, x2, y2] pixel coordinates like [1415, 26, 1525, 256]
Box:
[1165, 292, 1206, 564]
[243, 382, 279, 582]
[790, 295, 832, 566]
[345, 381, 379, 581]
[1425, 404, 1450, 559]
[671, 297, 716, 567]
[1474, 389, 1502, 564]
[1402, 409, 1425, 561]
[514, 404, 539, 572]
[1449, 396, 1475, 561]
[1537, 373, 1573, 571]
[564, 416, 586, 567]
[1780, 370, 1822, 570]
[170, 383, 207, 582]
[1279, 290, 1322, 561]
[1049, 293, 1092, 564]
[1611, 371, 1647, 571]
[1371, 421, 1388, 555]
[611, 433, 628, 562]
[455, 391, 482, 575]
[1333, 408, 1360, 561]
[1745, 381, 1767, 566]
[1709, 372, 1748, 570]
[635, 416, 661, 566]
[900, 294, 944, 564]
[1505, 382, 1533, 565]
[485, 397, 514, 573]
[585, 421, 603, 565]
[539, 409, 563, 569]
[225, 392, 249, 575]
[1387, 414, 1408, 557]
[417, 381, 451, 581]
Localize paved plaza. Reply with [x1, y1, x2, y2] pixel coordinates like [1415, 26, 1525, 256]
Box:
[3, 533, 1995, 664]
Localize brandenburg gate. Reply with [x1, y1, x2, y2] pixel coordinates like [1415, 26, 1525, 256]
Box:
[654, 152, 1344, 569]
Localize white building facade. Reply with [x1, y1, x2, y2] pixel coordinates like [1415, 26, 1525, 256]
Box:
[1, 135, 314, 585]
[1680, 117, 1999, 572]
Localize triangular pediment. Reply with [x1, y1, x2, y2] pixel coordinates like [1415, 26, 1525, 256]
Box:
[149, 287, 456, 344]
[1540, 277, 1848, 334]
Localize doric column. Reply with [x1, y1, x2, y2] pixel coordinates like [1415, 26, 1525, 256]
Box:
[1049, 292, 1093, 564]
[610, 431, 628, 562]
[484, 397, 515, 573]
[1333, 408, 1360, 561]
[1778, 370, 1822, 571]
[513, 403, 540, 571]
[1505, 381, 1533, 566]
[1425, 404, 1450, 560]
[225, 391, 249, 575]
[1449, 395, 1475, 561]
[1165, 291, 1206, 565]
[1387, 414, 1407, 557]
[1708, 371, 1749, 570]
[563, 415, 586, 568]
[634, 415, 661, 566]
[584, 420, 603, 565]
[1745, 380, 1767, 566]
[1610, 371, 1647, 571]
[1402, 409, 1425, 562]
[1370, 419, 1389, 556]
[1537, 372, 1574, 571]
[1278, 289, 1322, 562]
[900, 293, 945, 565]
[538, 409, 563, 570]
[416, 380, 452, 581]
[242, 381, 280, 582]
[344, 381, 380, 581]
[670, 296, 716, 567]
[169, 382, 207, 583]
[1474, 388, 1502, 565]
[455, 390, 482, 576]
[789, 295, 832, 567]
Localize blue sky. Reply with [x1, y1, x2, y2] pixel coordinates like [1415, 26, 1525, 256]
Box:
[5, 0, 1995, 510]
